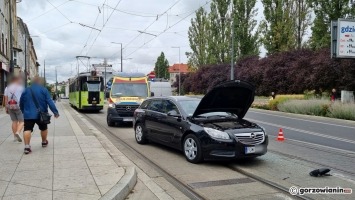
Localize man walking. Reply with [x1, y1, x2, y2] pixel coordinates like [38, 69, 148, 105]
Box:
[20, 76, 59, 154]
[4, 76, 24, 142]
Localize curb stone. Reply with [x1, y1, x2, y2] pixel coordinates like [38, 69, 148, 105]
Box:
[100, 167, 137, 200]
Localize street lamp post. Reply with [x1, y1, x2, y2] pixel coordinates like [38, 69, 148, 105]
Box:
[172, 47, 181, 96]
[9, 0, 14, 75]
[230, 4, 235, 80]
[111, 42, 123, 72]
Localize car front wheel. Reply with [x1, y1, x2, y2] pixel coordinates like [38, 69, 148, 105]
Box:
[183, 134, 203, 163]
[107, 114, 115, 127]
[135, 123, 147, 144]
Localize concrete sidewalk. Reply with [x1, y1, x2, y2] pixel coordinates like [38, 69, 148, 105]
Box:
[0, 103, 135, 200]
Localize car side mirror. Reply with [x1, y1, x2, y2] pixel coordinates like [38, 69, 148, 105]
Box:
[151, 92, 155, 97]
[167, 110, 181, 119]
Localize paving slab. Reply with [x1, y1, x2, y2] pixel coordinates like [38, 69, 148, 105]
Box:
[0, 102, 133, 200]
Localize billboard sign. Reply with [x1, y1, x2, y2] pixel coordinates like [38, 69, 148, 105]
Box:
[333, 19, 355, 58]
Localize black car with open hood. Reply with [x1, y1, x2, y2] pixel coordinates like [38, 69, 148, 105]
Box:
[133, 80, 268, 163]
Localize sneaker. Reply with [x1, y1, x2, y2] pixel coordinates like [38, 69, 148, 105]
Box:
[15, 134, 22, 142]
[42, 140, 48, 147]
[24, 147, 32, 154]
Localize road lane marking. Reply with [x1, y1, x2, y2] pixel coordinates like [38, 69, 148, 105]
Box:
[246, 118, 355, 145]
[248, 110, 355, 130]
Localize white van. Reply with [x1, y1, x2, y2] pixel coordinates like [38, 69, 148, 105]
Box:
[149, 81, 172, 97]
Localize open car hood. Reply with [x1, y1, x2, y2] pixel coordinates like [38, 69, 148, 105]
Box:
[192, 80, 255, 119]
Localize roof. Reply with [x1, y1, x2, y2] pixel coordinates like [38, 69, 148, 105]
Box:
[168, 64, 189, 73]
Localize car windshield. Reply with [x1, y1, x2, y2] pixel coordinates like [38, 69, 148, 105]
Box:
[179, 100, 200, 116]
[111, 83, 148, 97]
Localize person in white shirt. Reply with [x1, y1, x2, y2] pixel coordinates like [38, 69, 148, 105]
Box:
[4, 76, 24, 142]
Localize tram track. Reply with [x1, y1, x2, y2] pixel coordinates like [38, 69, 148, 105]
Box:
[80, 110, 308, 200]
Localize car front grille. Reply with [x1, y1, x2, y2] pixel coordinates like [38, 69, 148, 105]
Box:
[115, 105, 139, 117]
[234, 132, 265, 145]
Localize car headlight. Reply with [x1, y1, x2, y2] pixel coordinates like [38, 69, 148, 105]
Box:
[203, 127, 230, 140]
[108, 103, 116, 108]
[260, 126, 267, 135]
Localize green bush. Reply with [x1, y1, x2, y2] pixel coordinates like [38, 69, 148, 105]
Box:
[268, 95, 304, 110]
[278, 99, 330, 116]
[327, 102, 355, 121]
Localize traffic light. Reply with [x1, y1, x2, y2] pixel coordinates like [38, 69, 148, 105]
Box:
[91, 70, 97, 76]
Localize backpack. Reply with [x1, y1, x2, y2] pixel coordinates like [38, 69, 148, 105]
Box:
[8, 90, 20, 110]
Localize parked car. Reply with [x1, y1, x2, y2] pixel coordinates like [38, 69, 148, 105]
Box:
[133, 80, 268, 163]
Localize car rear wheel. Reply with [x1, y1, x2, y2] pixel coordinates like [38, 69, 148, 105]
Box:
[135, 123, 147, 144]
[183, 134, 203, 163]
[107, 114, 115, 127]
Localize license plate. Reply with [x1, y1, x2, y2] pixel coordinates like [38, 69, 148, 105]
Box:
[92, 101, 97, 104]
[245, 147, 255, 154]
[123, 118, 133, 122]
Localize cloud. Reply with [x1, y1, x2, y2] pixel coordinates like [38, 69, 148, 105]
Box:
[17, 0, 217, 83]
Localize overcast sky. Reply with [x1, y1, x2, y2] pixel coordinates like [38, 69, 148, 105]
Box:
[17, 0, 264, 83]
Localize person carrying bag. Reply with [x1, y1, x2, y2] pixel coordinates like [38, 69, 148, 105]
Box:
[20, 76, 59, 154]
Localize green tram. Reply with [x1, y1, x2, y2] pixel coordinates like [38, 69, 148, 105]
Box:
[69, 73, 104, 111]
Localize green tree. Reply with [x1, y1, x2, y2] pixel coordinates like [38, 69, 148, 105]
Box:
[309, 0, 353, 49]
[187, 7, 210, 68]
[233, 0, 260, 58]
[154, 52, 169, 79]
[295, 0, 312, 49]
[261, 0, 297, 54]
[208, 0, 232, 64]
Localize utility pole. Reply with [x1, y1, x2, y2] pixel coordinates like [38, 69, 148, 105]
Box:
[111, 42, 123, 72]
[55, 67, 58, 95]
[172, 46, 181, 95]
[230, 3, 235, 81]
[44, 60, 46, 86]
[9, 0, 14, 75]
[24, 34, 27, 87]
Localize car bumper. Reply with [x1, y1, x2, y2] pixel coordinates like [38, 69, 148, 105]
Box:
[201, 135, 269, 160]
[107, 107, 134, 123]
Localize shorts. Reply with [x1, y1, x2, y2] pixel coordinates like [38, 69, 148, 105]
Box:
[24, 119, 48, 132]
[8, 110, 24, 122]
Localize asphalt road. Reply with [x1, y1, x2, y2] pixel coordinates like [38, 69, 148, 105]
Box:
[245, 108, 355, 178]
[246, 108, 355, 152]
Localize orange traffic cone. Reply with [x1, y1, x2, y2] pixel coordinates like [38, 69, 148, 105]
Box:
[276, 128, 285, 141]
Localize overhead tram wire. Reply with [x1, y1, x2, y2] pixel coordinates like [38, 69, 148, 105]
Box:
[124, 0, 212, 57]
[85, 0, 123, 56]
[79, 0, 107, 55]
[122, 0, 182, 49]
[27, 0, 71, 23]
[46, 0, 73, 23]
[79, 0, 105, 56]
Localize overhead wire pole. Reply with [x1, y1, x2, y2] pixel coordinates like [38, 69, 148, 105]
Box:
[172, 46, 181, 95]
[230, 3, 235, 81]
[111, 42, 123, 72]
[9, 0, 14, 75]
